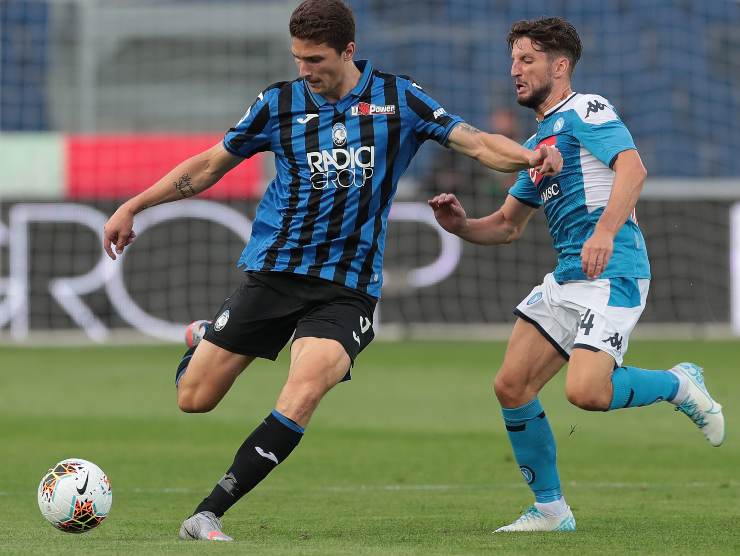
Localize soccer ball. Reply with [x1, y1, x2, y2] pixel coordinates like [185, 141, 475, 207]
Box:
[37, 458, 112, 533]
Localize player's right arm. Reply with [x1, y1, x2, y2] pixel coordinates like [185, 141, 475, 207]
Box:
[104, 85, 277, 260]
[428, 193, 536, 245]
[103, 144, 243, 260]
[448, 123, 562, 176]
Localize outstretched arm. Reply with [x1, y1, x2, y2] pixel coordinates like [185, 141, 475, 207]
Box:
[447, 122, 562, 175]
[103, 142, 243, 259]
[580, 149, 647, 279]
[428, 192, 536, 245]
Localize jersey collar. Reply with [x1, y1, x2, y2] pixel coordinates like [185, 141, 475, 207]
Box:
[305, 60, 374, 110]
[539, 92, 578, 121]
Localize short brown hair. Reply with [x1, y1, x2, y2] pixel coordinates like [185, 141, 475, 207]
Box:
[289, 0, 355, 54]
[508, 17, 582, 74]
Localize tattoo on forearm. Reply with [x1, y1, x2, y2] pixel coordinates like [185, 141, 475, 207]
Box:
[174, 173, 196, 198]
[458, 122, 481, 134]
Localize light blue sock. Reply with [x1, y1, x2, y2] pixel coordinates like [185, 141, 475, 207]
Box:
[502, 398, 561, 503]
[609, 366, 680, 410]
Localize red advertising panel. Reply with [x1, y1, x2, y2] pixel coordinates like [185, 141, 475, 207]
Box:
[66, 134, 263, 199]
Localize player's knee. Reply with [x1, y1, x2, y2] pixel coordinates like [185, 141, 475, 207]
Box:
[280, 379, 329, 420]
[177, 387, 217, 413]
[565, 383, 610, 411]
[493, 371, 528, 406]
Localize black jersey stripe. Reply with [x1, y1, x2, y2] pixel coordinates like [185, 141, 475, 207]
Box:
[225, 102, 271, 153]
[356, 72, 401, 293]
[306, 107, 349, 277]
[308, 87, 374, 278]
[332, 80, 379, 286]
[405, 89, 453, 141]
[262, 83, 299, 271]
[285, 85, 323, 272]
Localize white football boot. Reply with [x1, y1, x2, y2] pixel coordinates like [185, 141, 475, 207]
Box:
[670, 362, 725, 447]
[494, 505, 576, 532]
[185, 319, 210, 349]
[179, 511, 233, 541]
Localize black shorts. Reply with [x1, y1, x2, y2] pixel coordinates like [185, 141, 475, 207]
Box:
[203, 271, 376, 365]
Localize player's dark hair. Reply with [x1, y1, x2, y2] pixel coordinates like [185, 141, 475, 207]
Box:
[289, 0, 356, 54]
[508, 17, 582, 74]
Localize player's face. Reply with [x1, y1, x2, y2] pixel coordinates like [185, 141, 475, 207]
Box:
[510, 37, 554, 109]
[291, 38, 348, 97]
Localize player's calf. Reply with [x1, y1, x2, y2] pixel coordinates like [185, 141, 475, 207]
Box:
[175, 328, 255, 413]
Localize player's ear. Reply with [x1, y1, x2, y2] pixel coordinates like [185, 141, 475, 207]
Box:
[553, 55, 569, 79]
[343, 42, 355, 62]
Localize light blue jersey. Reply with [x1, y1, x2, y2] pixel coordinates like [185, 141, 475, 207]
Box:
[509, 92, 650, 282]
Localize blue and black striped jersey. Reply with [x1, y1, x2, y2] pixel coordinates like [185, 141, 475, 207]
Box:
[223, 60, 463, 298]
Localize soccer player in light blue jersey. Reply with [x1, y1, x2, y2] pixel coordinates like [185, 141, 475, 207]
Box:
[102, 1, 562, 542]
[429, 17, 725, 533]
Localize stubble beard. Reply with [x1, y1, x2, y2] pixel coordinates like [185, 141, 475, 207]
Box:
[517, 80, 553, 110]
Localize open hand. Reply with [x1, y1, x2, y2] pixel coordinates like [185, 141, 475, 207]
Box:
[427, 193, 468, 235]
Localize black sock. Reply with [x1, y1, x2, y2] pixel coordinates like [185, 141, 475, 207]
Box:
[194, 411, 304, 517]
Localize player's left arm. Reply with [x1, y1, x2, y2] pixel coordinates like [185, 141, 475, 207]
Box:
[401, 80, 561, 175]
[447, 123, 562, 176]
[581, 149, 647, 279]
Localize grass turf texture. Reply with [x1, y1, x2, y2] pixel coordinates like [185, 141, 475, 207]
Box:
[1, 340, 738, 555]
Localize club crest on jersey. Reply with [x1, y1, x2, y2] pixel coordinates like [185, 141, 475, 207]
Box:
[214, 310, 230, 331]
[332, 123, 348, 146]
[351, 102, 396, 116]
[553, 117, 565, 133]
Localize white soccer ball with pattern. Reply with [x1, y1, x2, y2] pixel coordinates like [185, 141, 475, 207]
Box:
[37, 458, 112, 533]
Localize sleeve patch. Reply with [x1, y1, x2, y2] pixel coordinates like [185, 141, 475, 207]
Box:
[575, 95, 619, 125]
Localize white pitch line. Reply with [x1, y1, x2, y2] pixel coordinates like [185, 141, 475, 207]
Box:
[7, 481, 735, 497]
[85, 481, 740, 495]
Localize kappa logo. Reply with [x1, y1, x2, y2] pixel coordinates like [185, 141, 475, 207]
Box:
[585, 99, 607, 119]
[351, 102, 396, 116]
[297, 113, 319, 124]
[602, 332, 623, 351]
[214, 309, 230, 331]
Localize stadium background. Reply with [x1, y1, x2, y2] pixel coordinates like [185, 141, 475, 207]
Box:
[1, 0, 739, 343]
[1, 2, 739, 554]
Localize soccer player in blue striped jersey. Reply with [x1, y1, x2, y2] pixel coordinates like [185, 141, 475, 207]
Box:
[102, 0, 562, 541]
[430, 17, 725, 533]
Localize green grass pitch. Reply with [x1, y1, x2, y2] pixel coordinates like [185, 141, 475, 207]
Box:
[1, 340, 738, 555]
